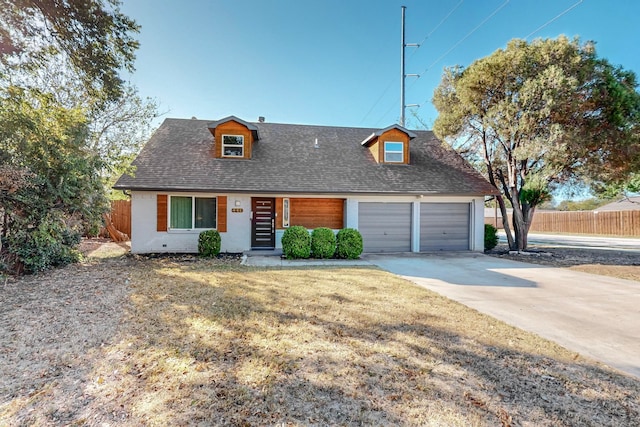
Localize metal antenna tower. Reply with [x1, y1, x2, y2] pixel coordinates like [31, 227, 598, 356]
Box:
[400, 6, 420, 127]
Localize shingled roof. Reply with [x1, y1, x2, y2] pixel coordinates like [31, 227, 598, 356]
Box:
[114, 118, 497, 195]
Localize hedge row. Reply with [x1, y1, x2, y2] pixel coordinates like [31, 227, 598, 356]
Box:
[282, 226, 363, 260]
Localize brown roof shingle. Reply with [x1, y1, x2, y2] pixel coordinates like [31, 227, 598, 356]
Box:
[114, 118, 497, 196]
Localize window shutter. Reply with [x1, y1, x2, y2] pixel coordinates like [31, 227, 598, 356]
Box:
[217, 196, 227, 232]
[157, 194, 168, 232]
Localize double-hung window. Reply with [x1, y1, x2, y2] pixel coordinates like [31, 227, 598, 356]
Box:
[170, 196, 216, 230]
[384, 141, 404, 163]
[222, 134, 244, 157]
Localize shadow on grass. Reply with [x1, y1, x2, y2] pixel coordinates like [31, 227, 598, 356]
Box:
[82, 261, 640, 426]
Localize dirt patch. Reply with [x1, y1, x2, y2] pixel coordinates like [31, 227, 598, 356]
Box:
[1, 241, 639, 426]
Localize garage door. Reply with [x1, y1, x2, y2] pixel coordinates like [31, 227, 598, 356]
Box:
[359, 203, 411, 252]
[420, 203, 470, 251]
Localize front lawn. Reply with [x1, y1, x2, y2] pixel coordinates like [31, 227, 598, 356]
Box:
[1, 253, 638, 426]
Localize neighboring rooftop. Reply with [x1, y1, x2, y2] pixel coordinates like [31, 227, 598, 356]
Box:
[595, 196, 640, 211]
[114, 118, 497, 196]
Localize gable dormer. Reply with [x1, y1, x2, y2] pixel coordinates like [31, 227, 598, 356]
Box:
[361, 124, 417, 165]
[208, 116, 259, 160]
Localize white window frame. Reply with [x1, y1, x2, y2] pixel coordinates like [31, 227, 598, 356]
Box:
[168, 195, 217, 231]
[282, 198, 290, 228]
[384, 141, 404, 163]
[221, 134, 244, 157]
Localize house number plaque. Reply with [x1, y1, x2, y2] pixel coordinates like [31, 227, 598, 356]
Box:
[231, 208, 243, 213]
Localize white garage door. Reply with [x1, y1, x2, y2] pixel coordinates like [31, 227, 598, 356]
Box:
[359, 203, 412, 253]
[420, 203, 470, 251]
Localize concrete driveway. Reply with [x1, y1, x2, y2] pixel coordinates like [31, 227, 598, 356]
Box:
[364, 252, 640, 378]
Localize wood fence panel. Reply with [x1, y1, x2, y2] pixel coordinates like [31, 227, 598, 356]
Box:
[487, 210, 640, 236]
[527, 210, 640, 236]
[110, 200, 131, 237]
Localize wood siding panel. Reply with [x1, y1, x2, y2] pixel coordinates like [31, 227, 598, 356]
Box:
[157, 194, 168, 232]
[213, 121, 254, 159]
[275, 197, 284, 229]
[368, 143, 379, 162]
[217, 196, 227, 232]
[290, 198, 344, 229]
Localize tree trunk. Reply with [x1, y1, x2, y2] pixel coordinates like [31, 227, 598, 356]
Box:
[495, 195, 515, 249]
[510, 189, 527, 251]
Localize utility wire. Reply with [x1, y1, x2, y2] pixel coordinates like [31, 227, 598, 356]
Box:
[389, 0, 510, 122]
[413, 0, 583, 116]
[407, 0, 464, 62]
[359, 1, 464, 125]
[414, 0, 510, 87]
[524, 0, 583, 39]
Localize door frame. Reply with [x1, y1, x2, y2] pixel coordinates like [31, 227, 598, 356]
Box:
[251, 197, 276, 249]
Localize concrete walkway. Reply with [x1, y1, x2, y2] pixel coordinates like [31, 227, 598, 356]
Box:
[242, 253, 371, 267]
[364, 252, 640, 379]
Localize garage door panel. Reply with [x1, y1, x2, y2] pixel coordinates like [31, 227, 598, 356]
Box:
[421, 203, 469, 251]
[359, 203, 411, 252]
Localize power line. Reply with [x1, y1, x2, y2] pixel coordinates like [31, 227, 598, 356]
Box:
[360, 1, 465, 125]
[413, 0, 583, 118]
[401, 0, 510, 121]
[415, 0, 510, 85]
[525, 0, 583, 39]
[359, 79, 395, 126]
[408, 0, 464, 63]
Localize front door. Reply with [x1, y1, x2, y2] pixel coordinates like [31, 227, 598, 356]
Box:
[251, 198, 275, 249]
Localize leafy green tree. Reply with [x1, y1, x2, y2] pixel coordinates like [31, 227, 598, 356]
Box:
[593, 173, 640, 200]
[0, 0, 139, 101]
[0, 86, 108, 272]
[433, 36, 640, 250]
[0, 1, 157, 273]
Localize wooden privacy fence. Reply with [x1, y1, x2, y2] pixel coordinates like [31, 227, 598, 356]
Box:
[486, 210, 640, 237]
[109, 200, 131, 238]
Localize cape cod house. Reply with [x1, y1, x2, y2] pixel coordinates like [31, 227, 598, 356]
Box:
[114, 116, 497, 254]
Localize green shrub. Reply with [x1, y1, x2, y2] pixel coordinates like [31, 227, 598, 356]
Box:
[281, 226, 311, 259]
[484, 224, 498, 251]
[198, 229, 221, 257]
[5, 211, 82, 273]
[311, 227, 336, 259]
[335, 228, 363, 259]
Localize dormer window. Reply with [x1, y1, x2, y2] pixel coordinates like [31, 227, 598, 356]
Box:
[222, 134, 244, 157]
[384, 141, 404, 163]
[361, 124, 416, 165]
[208, 116, 259, 160]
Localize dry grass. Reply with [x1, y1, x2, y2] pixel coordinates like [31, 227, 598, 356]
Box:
[569, 265, 640, 282]
[1, 248, 639, 426]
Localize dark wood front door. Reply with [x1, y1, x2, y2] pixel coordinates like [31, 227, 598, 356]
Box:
[251, 198, 275, 249]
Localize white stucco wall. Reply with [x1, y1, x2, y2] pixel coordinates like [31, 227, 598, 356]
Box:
[130, 191, 486, 254]
[130, 191, 251, 254]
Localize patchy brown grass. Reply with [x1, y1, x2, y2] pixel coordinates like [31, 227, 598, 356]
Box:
[568, 265, 640, 282]
[1, 247, 639, 426]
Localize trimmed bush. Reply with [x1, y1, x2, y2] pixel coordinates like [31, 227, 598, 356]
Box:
[484, 224, 498, 251]
[198, 229, 221, 257]
[311, 227, 336, 259]
[335, 228, 363, 259]
[281, 225, 311, 259]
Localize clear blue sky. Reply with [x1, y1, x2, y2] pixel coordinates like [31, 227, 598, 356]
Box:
[121, 0, 640, 130]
